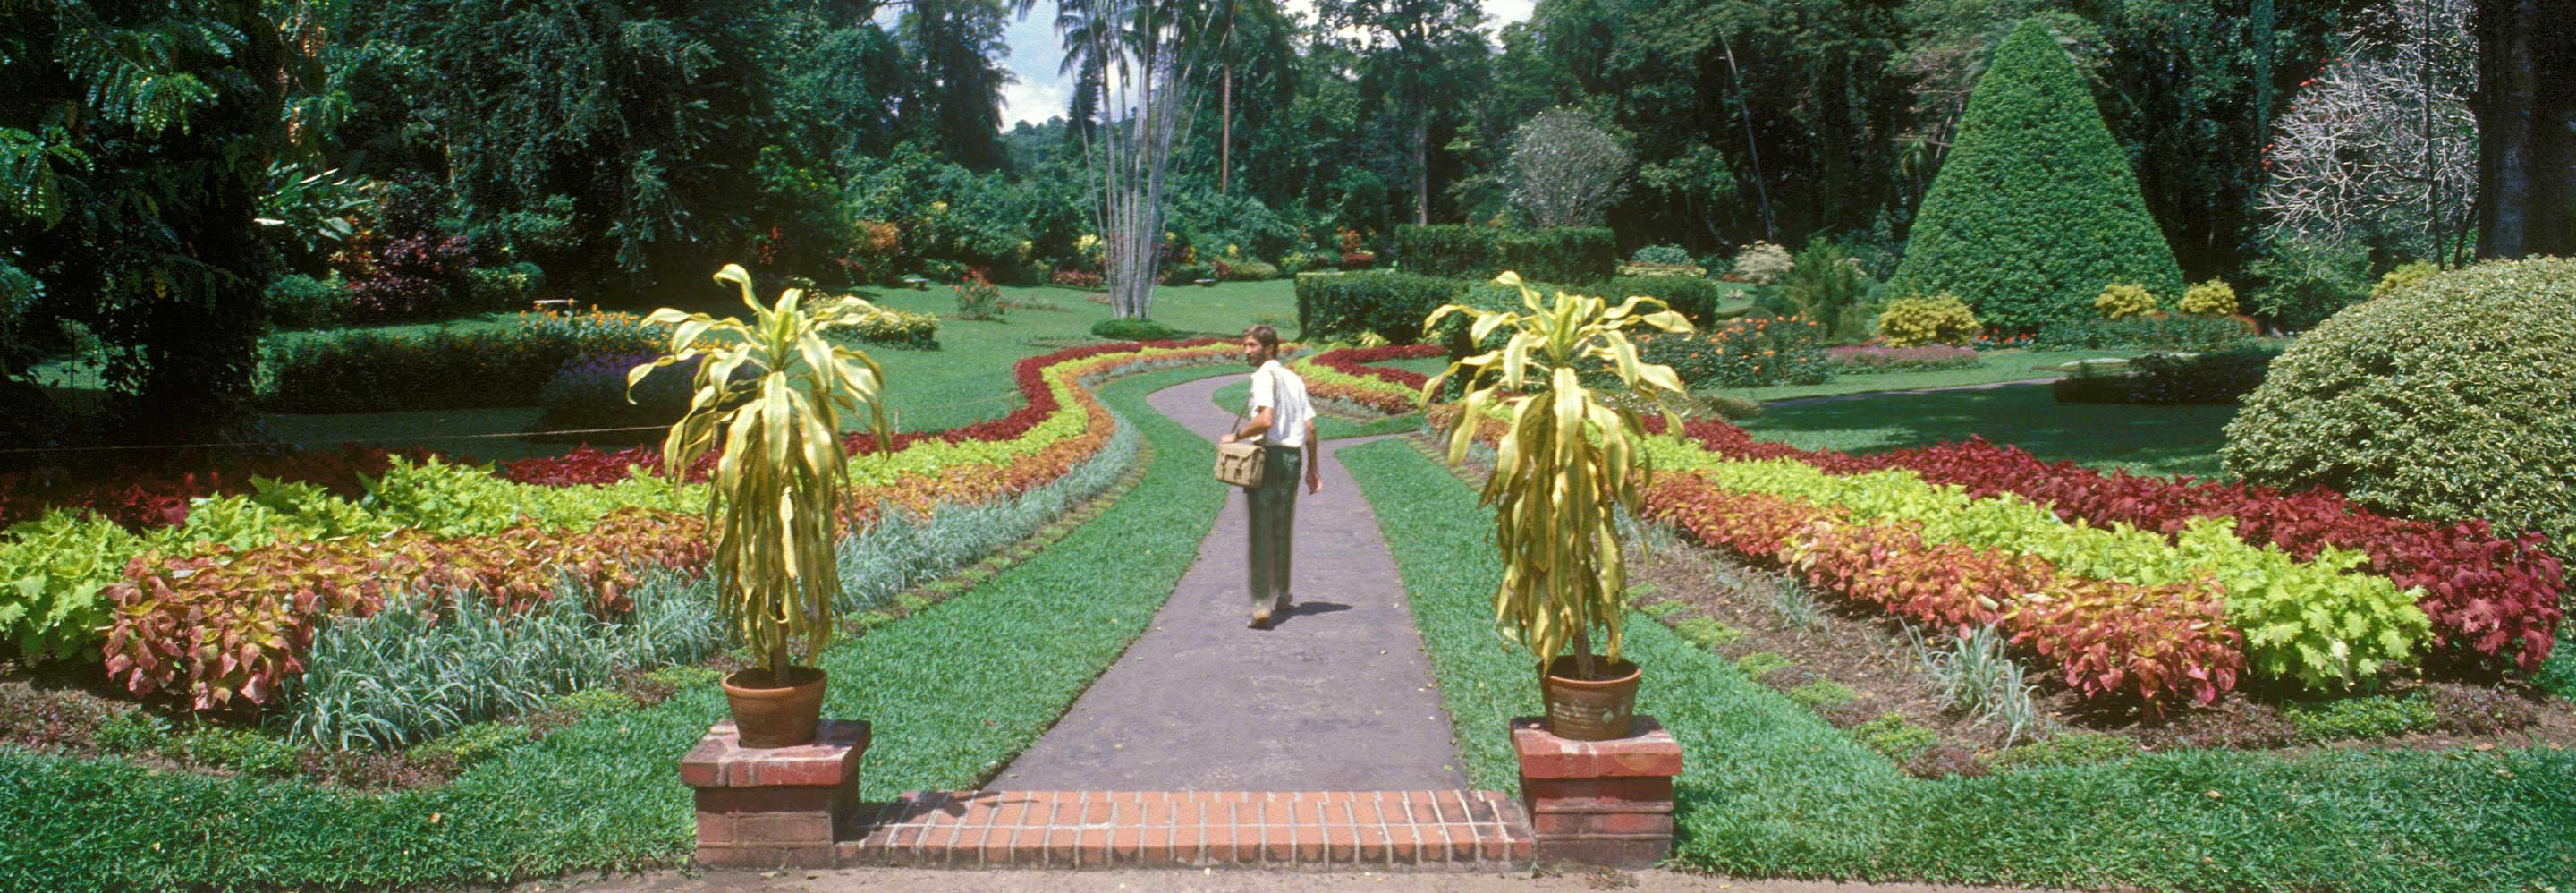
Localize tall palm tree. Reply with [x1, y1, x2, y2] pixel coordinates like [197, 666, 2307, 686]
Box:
[1198, 0, 1291, 193]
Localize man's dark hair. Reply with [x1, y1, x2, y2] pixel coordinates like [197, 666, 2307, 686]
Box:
[1245, 325, 1280, 351]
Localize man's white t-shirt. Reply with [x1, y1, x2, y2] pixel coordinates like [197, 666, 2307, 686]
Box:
[1248, 359, 1311, 448]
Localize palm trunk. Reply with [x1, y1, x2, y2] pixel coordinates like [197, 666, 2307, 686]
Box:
[1413, 106, 1430, 225]
[1220, 65, 1233, 194]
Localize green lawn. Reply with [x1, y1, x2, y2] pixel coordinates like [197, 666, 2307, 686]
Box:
[1302, 345, 2229, 478]
[1741, 381, 2238, 478]
[1707, 348, 2136, 403]
[1343, 438, 2576, 892]
[849, 280, 1292, 434]
[191, 279, 1299, 457]
[0, 363, 1239, 892]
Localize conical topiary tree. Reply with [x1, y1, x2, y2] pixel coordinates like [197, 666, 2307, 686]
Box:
[1891, 20, 2183, 332]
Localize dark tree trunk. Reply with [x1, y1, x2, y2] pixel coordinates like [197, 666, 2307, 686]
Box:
[1220, 65, 1233, 194]
[1413, 106, 1430, 225]
[2472, 0, 2576, 259]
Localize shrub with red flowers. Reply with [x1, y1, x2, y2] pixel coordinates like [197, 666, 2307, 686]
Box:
[1674, 316, 1831, 387]
[344, 234, 472, 320]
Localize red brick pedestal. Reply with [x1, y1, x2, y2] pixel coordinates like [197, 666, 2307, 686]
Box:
[680, 719, 870, 869]
[1510, 715, 1682, 869]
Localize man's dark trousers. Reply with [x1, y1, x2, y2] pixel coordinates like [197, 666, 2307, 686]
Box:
[1247, 445, 1301, 612]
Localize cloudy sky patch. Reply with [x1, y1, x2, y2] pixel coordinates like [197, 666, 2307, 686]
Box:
[993, 0, 1536, 128]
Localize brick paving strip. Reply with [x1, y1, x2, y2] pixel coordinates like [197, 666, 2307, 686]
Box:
[841, 789, 1528, 869]
[828, 375, 1532, 870]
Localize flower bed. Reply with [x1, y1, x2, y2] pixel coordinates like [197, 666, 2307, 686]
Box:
[1825, 344, 1982, 375]
[1423, 402, 2556, 707]
[1639, 452, 2424, 699]
[1287, 344, 1441, 415]
[258, 310, 677, 414]
[12, 341, 1240, 711]
[1646, 473, 2245, 710]
[0, 445, 423, 532]
[1678, 421, 2565, 671]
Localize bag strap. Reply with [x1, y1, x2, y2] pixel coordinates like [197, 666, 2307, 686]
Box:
[1225, 410, 1245, 442]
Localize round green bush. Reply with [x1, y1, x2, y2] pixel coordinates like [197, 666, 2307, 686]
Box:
[2222, 258, 2576, 557]
[1089, 317, 1179, 342]
[1889, 20, 2183, 332]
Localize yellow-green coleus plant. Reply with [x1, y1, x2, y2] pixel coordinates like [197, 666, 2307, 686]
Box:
[631, 264, 894, 683]
[1421, 272, 1694, 678]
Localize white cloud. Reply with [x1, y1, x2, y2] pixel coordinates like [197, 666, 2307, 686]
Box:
[997, 0, 1537, 130]
[1001, 79, 1075, 128]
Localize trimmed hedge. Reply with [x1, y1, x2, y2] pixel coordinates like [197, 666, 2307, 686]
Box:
[1089, 318, 1179, 342]
[1598, 276, 1734, 326]
[2224, 258, 2576, 560]
[1496, 227, 1617, 284]
[1394, 225, 1499, 278]
[1292, 271, 1468, 344]
[1889, 20, 2183, 331]
[1390, 225, 1616, 284]
[2053, 346, 2279, 405]
[258, 312, 668, 413]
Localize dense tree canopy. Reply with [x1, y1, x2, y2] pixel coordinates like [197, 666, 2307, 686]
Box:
[3, 0, 2569, 444]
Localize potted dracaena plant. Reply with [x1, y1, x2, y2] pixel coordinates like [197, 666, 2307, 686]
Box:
[632, 264, 893, 748]
[1420, 271, 1693, 741]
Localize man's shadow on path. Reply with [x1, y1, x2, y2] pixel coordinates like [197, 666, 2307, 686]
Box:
[1258, 601, 1352, 629]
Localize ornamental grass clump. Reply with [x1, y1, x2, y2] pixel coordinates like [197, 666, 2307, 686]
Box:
[1421, 271, 1693, 681]
[634, 264, 893, 686]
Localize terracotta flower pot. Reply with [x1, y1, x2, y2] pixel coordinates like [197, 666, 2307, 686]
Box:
[723, 666, 827, 748]
[1539, 656, 1642, 742]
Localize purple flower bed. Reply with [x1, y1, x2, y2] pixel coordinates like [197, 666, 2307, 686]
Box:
[1826, 344, 1983, 375]
[531, 353, 704, 440]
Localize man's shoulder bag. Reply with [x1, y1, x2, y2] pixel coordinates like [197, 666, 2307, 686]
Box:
[1214, 412, 1265, 489]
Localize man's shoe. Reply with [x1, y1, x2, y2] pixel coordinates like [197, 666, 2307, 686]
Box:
[1249, 609, 1273, 629]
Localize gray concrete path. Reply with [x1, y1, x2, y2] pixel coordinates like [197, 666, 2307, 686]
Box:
[987, 374, 1466, 791]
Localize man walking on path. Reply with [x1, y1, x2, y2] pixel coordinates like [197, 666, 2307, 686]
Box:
[1217, 325, 1319, 629]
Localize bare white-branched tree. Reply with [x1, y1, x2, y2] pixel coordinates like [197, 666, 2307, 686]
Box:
[2258, 0, 2477, 265]
[1061, 0, 1214, 319]
[1504, 109, 1631, 229]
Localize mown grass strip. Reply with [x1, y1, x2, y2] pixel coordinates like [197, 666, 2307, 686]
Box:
[0, 365, 1234, 893]
[1342, 438, 2576, 892]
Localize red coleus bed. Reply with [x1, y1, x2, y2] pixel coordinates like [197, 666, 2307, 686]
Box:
[0, 340, 1227, 520]
[501, 338, 1226, 486]
[1646, 473, 2246, 710]
[99, 341, 1223, 710]
[1679, 421, 2564, 672]
[1314, 344, 1442, 390]
[105, 508, 710, 710]
[0, 446, 430, 532]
